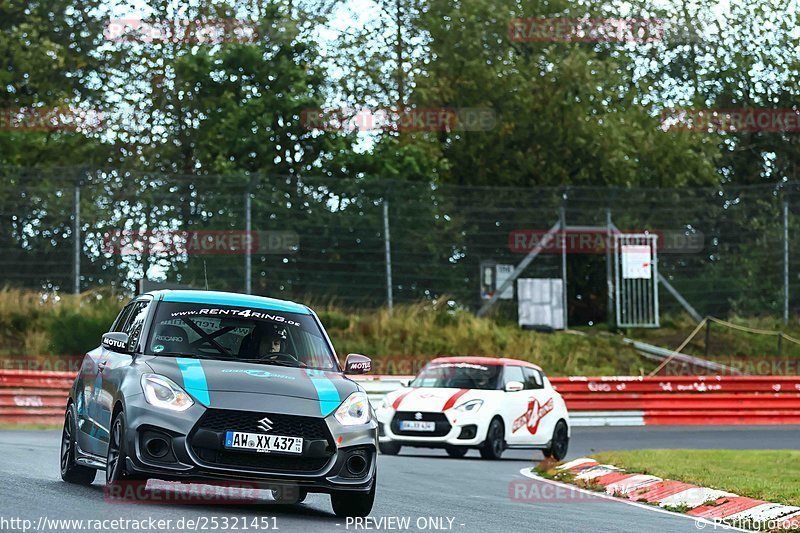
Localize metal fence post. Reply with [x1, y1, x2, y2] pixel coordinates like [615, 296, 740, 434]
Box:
[383, 199, 394, 311]
[244, 177, 256, 295]
[784, 199, 789, 324]
[560, 205, 568, 329]
[606, 209, 614, 328]
[73, 175, 81, 294]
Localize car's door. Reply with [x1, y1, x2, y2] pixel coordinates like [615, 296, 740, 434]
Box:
[76, 302, 134, 455]
[519, 367, 556, 446]
[96, 297, 152, 449]
[500, 365, 531, 445]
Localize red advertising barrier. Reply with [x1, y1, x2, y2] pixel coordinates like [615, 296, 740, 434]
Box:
[0, 370, 75, 425]
[550, 376, 800, 425]
[1, 370, 799, 426]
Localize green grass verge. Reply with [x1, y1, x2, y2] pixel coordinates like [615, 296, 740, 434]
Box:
[592, 449, 800, 507]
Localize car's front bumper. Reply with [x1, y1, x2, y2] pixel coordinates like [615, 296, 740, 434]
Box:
[375, 406, 489, 447]
[122, 393, 378, 494]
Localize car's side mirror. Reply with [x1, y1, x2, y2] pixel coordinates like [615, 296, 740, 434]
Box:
[505, 380, 524, 392]
[102, 332, 130, 353]
[344, 353, 372, 374]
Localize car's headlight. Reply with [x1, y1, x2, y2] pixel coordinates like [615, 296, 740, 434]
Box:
[141, 373, 194, 412]
[454, 399, 483, 413]
[334, 392, 371, 425]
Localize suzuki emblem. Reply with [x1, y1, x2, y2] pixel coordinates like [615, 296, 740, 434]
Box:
[414, 412, 423, 420]
[257, 416, 273, 432]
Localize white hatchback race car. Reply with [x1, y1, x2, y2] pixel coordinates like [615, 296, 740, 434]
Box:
[376, 357, 570, 460]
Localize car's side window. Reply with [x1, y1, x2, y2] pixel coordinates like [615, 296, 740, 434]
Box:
[503, 365, 525, 387]
[110, 304, 133, 332]
[522, 367, 544, 390]
[123, 300, 151, 353]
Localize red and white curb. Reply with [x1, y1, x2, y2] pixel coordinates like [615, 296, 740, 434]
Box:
[532, 458, 800, 531]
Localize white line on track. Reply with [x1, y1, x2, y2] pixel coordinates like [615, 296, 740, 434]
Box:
[518, 468, 749, 532]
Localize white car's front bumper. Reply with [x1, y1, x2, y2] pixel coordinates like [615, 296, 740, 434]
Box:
[375, 406, 489, 447]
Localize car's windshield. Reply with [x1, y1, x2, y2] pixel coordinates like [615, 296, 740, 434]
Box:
[145, 302, 338, 371]
[411, 362, 501, 390]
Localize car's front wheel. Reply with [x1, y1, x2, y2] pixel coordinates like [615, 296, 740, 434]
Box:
[106, 411, 143, 487]
[542, 420, 569, 461]
[378, 441, 401, 455]
[479, 418, 505, 460]
[60, 405, 96, 485]
[330, 479, 376, 517]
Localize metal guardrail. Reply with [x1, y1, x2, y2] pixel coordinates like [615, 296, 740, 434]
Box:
[2, 371, 800, 427]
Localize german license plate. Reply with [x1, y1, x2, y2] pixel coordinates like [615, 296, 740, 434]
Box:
[224, 431, 303, 454]
[399, 420, 436, 432]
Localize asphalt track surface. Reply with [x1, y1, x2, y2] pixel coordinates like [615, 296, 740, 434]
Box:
[1, 426, 798, 533]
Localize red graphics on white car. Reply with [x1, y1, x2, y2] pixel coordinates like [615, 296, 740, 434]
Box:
[375, 357, 570, 460]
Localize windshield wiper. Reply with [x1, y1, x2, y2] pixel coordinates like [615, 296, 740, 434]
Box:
[149, 351, 232, 360]
[236, 358, 306, 368]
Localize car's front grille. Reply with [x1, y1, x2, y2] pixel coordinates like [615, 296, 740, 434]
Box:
[198, 410, 331, 441]
[391, 412, 451, 437]
[190, 409, 334, 473]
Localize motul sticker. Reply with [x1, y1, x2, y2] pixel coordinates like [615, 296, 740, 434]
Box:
[512, 397, 554, 434]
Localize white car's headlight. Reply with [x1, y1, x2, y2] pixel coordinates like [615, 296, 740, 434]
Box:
[334, 392, 371, 425]
[141, 373, 194, 412]
[454, 399, 483, 413]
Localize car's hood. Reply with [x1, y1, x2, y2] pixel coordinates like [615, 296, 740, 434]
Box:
[386, 387, 488, 412]
[141, 356, 359, 416]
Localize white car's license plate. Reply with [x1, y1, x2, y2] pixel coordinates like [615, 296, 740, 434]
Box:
[400, 420, 436, 432]
[224, 431, 303, 454]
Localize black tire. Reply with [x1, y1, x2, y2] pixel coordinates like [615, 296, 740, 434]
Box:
[479, 418, 505, 460]
[106, 411, 144, 487]
[445, 446, 467, 458]
[331, 479, 376, 518]
[543, 420, 569, 461]
[378, 441, 401, 455]
[60, 405, 97, 485]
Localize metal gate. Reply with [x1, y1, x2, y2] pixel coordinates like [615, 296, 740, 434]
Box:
[613, 233, 659, 327]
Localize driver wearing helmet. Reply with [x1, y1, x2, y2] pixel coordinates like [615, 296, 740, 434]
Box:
[258, 324, 287, 357]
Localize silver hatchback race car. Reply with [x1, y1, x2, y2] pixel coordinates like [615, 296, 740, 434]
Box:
[60, 290, 377, 517]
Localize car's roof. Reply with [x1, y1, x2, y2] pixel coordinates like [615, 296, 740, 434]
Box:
[147, 290, 311, 315]
[428, 356, 542, 371]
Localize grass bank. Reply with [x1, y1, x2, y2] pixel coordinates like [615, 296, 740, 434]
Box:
[3, 288, 799, 376]
[0, 288, 650, 376]
[592, 449, 800, 507]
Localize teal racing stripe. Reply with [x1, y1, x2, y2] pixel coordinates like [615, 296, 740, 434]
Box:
[305, 370, 341, 416]
[176, 358, 210, 406]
